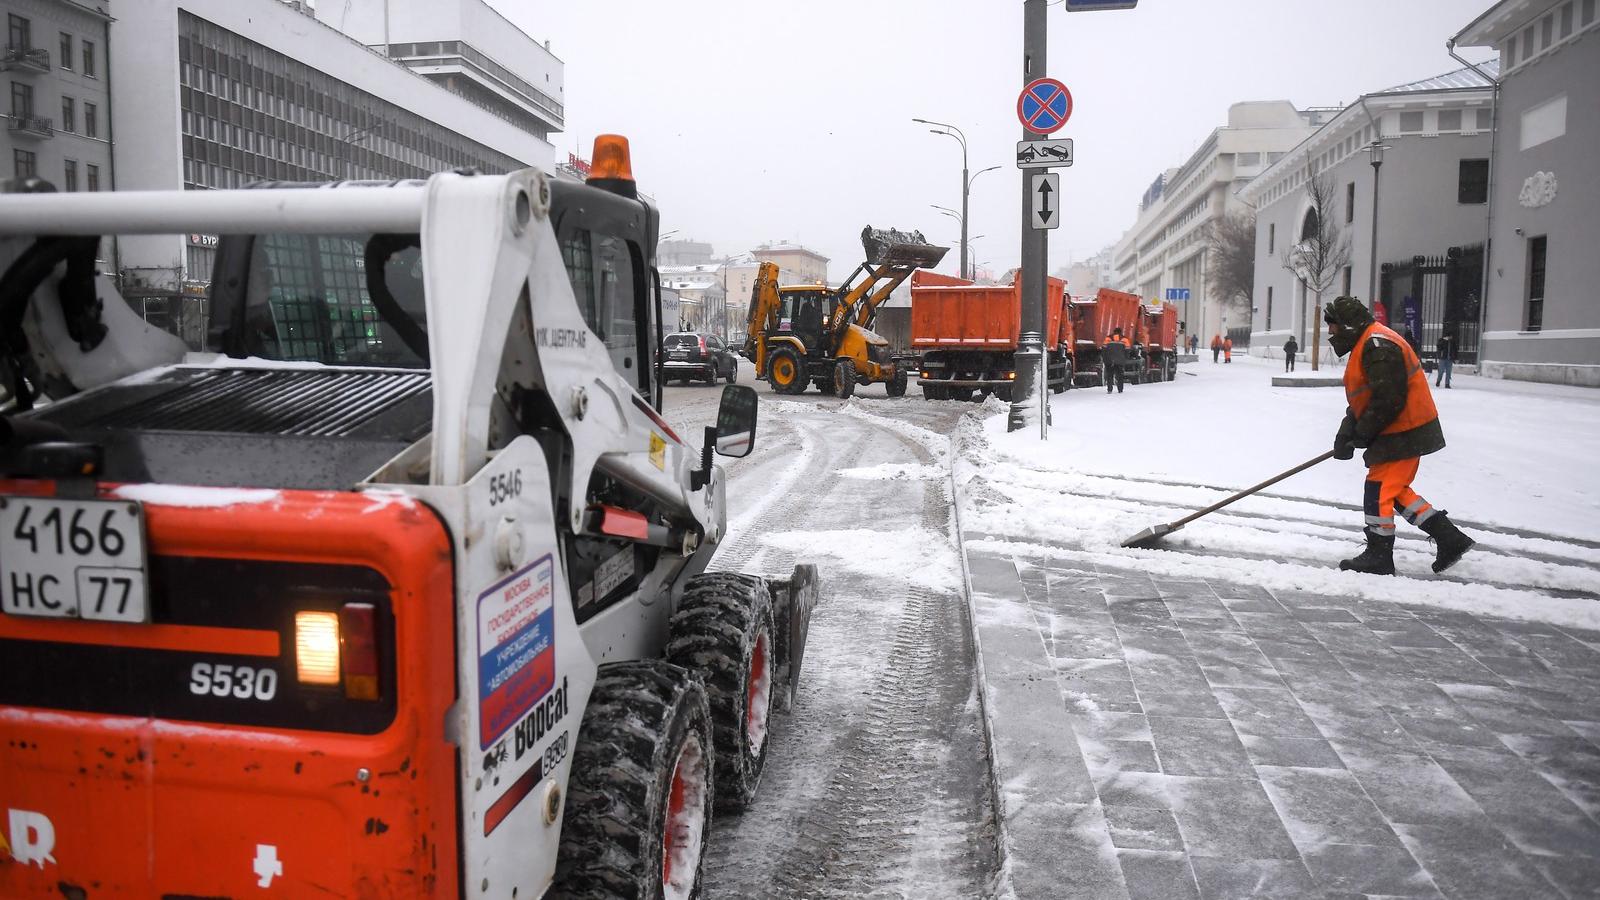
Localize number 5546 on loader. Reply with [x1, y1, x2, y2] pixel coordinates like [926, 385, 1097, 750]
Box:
[0, 136, 817, 899]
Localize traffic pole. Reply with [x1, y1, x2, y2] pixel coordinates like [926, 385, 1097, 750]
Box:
[1008, 0, 1047, 434]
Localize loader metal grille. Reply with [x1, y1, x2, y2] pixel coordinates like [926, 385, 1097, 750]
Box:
[87, 369, 431, 437]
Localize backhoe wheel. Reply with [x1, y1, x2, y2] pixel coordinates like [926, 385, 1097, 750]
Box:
[833, 359, 857, 399]
[553, 661, 713, 900]
[887, 367, 908, 397]
[666, 573, 777, 811]
[767, 349, 806, 395]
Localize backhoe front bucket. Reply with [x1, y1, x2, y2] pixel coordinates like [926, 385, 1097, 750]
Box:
[766, 563, 820, 711]
[861, 226, 949, 269]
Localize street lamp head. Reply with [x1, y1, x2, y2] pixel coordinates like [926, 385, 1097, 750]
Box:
[1365, 140, 1392, 167]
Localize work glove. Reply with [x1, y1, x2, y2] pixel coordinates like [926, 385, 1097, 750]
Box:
[1333, 416, 1356, 460]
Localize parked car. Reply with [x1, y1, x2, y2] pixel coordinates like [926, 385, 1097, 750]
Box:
[663, 331, 739, 384]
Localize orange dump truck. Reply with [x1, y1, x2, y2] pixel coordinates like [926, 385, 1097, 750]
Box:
[1070, 288, 1143, 386]
[908, 271, 1073, 400]
[1137, 301, 1181, 382]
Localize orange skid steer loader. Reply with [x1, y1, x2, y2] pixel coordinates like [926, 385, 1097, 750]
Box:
[0, 138, 818, 898]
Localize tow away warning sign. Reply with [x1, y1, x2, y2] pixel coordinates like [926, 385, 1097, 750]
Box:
[477, 555, 556, 748]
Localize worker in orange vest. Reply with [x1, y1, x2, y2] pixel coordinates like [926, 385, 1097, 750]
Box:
[1223, 336, 1233, 363]
[1325, 297, 1475, 575]
[1102, 327, 1132, 394]
[1210, 333, 1222, 363]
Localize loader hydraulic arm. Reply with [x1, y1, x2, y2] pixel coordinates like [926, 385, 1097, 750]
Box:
[742, 260, 783, 373]
[823, 227, 949, 342]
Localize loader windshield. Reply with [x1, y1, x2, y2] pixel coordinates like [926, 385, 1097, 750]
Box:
[215, 231, 430, 369]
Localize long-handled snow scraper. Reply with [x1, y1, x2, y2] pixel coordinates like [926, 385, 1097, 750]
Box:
[1121, 450, 1336, 549]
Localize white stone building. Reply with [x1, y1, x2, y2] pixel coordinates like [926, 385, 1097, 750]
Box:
[1110, 101, 1332, 345]
[1240, 64, 1497, 365]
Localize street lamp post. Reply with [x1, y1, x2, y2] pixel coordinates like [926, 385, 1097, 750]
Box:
[1365, 140, 1391, 314]
[913, 118, 969, 279]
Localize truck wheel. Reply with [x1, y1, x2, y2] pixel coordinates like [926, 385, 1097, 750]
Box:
[950, 387, 974, 402]
[768, 349, 807, 395]
[1165, 356, 1177, 382]
[554, 661, 714, 900]
[887, 367, 908, 397]
[666, 573, 776, 811]
[921, 384, 944, 401]
[834, 359, 856, 399]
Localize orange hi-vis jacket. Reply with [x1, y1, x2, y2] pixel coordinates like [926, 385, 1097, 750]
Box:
[1344, 321, 1443, 463]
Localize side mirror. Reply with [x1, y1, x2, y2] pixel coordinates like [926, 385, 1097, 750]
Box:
[691, 385, 757, 491]
[714, 385, 757, 458]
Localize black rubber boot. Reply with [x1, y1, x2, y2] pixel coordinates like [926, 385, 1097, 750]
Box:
[1339, 532, 1396, 576]
[1420, 512, 1475, 573]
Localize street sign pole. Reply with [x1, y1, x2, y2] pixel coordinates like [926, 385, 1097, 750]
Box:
[1009, 0, 1048, 435]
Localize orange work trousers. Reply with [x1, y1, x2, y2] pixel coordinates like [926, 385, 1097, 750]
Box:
[1363, 457, 1437, 536]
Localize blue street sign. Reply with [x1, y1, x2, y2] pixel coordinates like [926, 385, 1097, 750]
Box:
[1065, 0, 1138, 9]
[1165, 288, 1191, 301]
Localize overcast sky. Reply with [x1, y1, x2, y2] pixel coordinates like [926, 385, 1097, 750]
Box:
[493, 0, 1495, 281]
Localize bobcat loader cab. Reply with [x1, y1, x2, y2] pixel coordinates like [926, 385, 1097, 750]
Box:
[0, 137, 818, 899]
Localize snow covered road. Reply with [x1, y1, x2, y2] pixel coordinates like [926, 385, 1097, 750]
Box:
[661, 371, 1001, 898]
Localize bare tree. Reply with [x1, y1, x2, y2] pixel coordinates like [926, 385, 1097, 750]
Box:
[1203, 209, 1256, 314]
[1282, 166, 1352, 370]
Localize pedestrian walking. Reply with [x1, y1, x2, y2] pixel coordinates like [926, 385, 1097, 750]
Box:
[1189, 335, 1199, 356]
[1223, 336, 1233, 363]
[1325, 296, 1475, 576]
[1210, 333, 1222, 363]
[1102, 328, 1131, 394]
[1435, 329, 1457, 389]
[1283, 336, 1299, 373]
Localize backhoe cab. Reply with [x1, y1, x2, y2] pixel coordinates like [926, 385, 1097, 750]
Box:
[743, 226, 945, 398]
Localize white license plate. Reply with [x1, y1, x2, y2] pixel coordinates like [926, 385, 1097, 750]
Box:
[0, 496, 149, 623]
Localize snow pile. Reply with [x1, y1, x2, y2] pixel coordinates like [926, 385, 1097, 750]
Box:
[761, 526, 962, 592]
[112, 484, 281, 509]
[957, 355, 1600, 630]
[837, 462, 945, 481]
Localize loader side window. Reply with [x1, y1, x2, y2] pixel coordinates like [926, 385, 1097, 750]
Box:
[559, 227, 650, 394]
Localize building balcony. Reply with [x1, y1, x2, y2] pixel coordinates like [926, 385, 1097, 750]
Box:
[0, 46, 50, 73]
[7, 115, 54, 138]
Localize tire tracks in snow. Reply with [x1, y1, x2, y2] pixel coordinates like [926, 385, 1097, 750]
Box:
[701, 399, 997, 899]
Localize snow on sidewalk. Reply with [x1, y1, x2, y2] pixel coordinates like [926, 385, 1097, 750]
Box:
[959, 353, 1600, 630]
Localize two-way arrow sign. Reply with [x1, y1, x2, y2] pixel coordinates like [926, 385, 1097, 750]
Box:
[1031, 173, 1061, 231]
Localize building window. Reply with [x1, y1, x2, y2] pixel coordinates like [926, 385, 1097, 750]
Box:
[1458, 159, 1489, 204]
[1341, 266, 1352, 296]
[1346, 182, 1355, 223]
[81, 40, 95, 77]
[8, 14, 30, 51]
[1267, 223, 1275, 255]
[1266, 286, 1273, 330]
[85, 163, 99, 191]
[60, 95, 73, 132]
[13, 148, 36, 178]
[83, 101, 95, 137]
[1438, 109, 1462, 132]
[10, 81, 33, 118]
[1525, 235, 1547, 331]
[63, 158, 76, 191]
[1399, 111, 1425, 133]
[1521, 94, 1567, 150]
[58, 32, 71, 69]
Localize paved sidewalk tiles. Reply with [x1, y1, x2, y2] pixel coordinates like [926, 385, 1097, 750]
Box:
[967, 547, 1600, 900]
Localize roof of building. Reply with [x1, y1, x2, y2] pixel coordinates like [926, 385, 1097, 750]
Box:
[753, 243, 830, 262]
[1379, 59, 1501, 93]
[1454, 0, 1556, 46]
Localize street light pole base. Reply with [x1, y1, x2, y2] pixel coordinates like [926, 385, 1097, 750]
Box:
[1007, 337, 1044, 433]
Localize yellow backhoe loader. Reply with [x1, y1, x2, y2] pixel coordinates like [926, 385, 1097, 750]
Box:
[742, 227, 946, 398]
